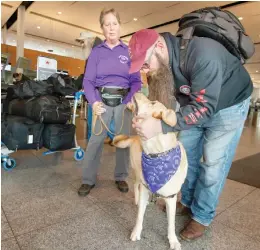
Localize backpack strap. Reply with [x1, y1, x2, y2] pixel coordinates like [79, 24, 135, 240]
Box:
[179, 39, 189, 80]
[177, 26, 194, 81]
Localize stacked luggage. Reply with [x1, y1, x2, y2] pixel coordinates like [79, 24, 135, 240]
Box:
[2, 73, 78, 151]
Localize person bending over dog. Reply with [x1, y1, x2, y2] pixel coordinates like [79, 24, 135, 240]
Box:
[129, 29, 252, 241]
[78, 8, 142, 196]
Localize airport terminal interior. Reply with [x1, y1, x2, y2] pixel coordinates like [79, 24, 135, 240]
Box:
[1, 1, 260, 250]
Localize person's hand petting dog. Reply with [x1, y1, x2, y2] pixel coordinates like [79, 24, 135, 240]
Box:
[92, 101, 106, 115]
[132, 114, 162, 141]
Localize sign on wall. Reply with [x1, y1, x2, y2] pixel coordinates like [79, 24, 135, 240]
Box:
[36, 56, 57, 80]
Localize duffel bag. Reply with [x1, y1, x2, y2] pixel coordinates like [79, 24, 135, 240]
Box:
[47, 73, 78, 96]
[9, 95, 72, 124]
[1, 115, 44, 150]
[43, 124, 76, 151]
[11, 80, 53, 99]
[2, 87, 18, 114]
[8, 98, 28, 117]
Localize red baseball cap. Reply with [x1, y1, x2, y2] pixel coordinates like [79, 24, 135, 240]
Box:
[129, 29, 159, 74]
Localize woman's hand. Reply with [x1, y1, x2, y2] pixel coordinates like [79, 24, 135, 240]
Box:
[132, 114, 162, 141]
[93, 101, 106, 115]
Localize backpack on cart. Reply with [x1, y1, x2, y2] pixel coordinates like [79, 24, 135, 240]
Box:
[1, 115, 44, 151]
[176, 7, 255, 76]
[47, 73, 78, 96]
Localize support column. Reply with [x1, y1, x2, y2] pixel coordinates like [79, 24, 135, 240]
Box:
[16, 5, 25, 61]
[2, 25, 7, 44]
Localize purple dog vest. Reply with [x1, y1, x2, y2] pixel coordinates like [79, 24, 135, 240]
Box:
[142, 145, 181, 194]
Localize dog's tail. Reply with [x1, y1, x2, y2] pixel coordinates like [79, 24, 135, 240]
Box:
[112, 134, 137, 148]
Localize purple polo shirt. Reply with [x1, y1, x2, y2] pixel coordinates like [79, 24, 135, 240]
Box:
[83, 41, 142, 104]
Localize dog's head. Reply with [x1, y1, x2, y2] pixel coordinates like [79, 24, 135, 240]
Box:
[127, 92, 177, 127]
[127, 92, 153, 116]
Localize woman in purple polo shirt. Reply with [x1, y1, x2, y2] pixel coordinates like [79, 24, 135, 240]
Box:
[78, 8, 142, 196]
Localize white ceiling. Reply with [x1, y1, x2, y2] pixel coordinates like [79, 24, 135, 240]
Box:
[1, 1, 260, 86]
[1, 1, 21, 25]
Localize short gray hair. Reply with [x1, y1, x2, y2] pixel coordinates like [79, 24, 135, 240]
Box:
[99, 8, 121, 27]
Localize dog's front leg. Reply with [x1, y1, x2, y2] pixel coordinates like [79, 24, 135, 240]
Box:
[165, 195, 181, 250]
[130, 184, 149, 241]
[134, 182, 140, 206]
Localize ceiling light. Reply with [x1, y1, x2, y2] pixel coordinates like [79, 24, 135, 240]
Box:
[72, 45, 74, 48]
[256, 70, 259, 73]
[37, 26, 40, 29]
[252, 77, 255, 80]
[238, 17, 243, 20]
[133, 18, 138, 21]
[47, 39, 50, 42]
[57, 11, 62, 15]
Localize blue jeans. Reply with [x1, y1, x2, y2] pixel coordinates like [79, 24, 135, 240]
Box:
[178, 97, 250, 226]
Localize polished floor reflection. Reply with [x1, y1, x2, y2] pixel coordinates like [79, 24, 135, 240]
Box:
[1, 108, 260, 250]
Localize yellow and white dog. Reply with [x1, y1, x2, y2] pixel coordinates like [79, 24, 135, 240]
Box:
[113, 92, 188, 250]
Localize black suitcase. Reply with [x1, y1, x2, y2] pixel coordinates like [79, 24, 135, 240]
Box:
[8, 95, 72, 124]
[43, 124, 76, 151]
[1, 115, 44, 150]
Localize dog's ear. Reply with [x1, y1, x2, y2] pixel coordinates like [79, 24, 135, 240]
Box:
[112, 135, 134, 148]
[151, 102, 177, 127]
[161, 109, 177, 127]
[151, 101, 165, 120]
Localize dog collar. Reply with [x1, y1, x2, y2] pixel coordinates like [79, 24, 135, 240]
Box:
[146, 147, 174, 158]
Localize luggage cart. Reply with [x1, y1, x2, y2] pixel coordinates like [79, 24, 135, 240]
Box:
[1, 91, 85, 171]
[1, 142, 16, 171]
[42, 91, 85, 161]
[65, 94, 83, 108]
[1, 85, 16, 171]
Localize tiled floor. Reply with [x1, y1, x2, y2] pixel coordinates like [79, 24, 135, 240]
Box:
[1, 110, 260, 250]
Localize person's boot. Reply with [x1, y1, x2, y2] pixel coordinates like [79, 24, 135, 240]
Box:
[180, 219, 207, 241]
[115, 181, 129, 193]
[176, 202, 192, 216]
[78, 184, 95, 197]
[162, 202, 192, 216]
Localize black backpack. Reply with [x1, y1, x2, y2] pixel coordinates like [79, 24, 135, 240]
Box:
[176, 7, 255, 76]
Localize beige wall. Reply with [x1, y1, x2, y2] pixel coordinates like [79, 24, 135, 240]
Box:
[1, 44, 85, 76]
[1, 44, 148, 83]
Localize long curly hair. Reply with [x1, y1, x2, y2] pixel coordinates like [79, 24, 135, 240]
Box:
[147, 53, 176, 109]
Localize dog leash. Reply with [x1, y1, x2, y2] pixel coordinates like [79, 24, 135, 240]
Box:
[91, 105, 130, 136]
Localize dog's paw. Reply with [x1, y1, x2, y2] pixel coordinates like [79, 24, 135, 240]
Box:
[169, 240, 181, 250]
[130, 227, 142, 241]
